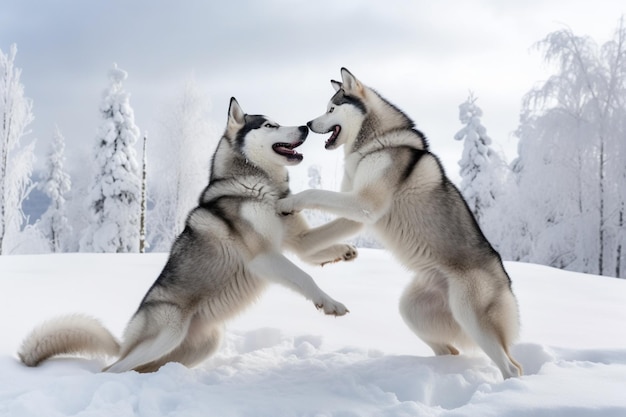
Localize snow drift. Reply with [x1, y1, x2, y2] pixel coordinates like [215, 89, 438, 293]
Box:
[0, 249, 625, 416]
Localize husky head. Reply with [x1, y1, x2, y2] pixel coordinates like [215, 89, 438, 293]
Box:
[308, 68, 414, 152]
[212, 98, 308, 180]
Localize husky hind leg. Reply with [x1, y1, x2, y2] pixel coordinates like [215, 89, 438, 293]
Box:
[399, 270, 467, 356]
[446, 267, 523, 379]
[133, 315, 223, 373]
[105, 304, 190, 373]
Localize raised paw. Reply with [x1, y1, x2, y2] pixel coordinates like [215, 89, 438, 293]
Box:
[341, 245, 358, 262]
[314, 297, 349, 316]
[319, 244, 359, 266]
[276, 197, 299, 216]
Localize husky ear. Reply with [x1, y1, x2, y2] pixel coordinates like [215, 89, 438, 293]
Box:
[340, 67, 364, 97]
[228, 97, 245, 128]
[330, 80, 342, 92]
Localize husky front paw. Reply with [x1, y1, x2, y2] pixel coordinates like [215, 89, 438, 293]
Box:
[278, 190, 319, 215]
[314, 296, 349, 316]
[320, 244, 358, 266]
[276, 196, 300, 215]
[340, 244, 358, 261]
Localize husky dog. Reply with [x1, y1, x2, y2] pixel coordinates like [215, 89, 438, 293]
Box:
[19, 98, 356, 373]
[277, 69, 523, 379]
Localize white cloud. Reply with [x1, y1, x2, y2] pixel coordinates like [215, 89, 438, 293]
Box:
[1, 0, 624, 180]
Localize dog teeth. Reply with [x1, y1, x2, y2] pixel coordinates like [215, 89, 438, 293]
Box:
[325, 126, 341, 149]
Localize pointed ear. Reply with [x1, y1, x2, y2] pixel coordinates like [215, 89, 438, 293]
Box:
[340, 67, 364, 97]
[330, 80, 342, 92]
[228, 97, 245, 128]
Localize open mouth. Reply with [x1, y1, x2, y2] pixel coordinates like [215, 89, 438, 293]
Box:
[272, 140, 304, 161]
[325, 125, 341, 149]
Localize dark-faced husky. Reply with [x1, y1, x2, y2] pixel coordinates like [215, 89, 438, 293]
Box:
[19, 98, 356, 373]
[278, 69, 522, 379]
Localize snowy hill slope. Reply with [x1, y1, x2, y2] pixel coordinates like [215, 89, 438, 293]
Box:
[0, 249, 625, 416]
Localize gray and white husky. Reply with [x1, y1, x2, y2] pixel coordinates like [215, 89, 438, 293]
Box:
[277, 69, 523, 379]
[19, 98, 356, 373]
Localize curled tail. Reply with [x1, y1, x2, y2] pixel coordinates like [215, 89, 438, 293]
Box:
[18, 314, 120, 367]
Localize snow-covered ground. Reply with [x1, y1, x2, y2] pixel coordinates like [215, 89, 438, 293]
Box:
[0, 249, 625, 416]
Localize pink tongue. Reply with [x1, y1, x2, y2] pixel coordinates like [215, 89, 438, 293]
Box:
[277, 146, 294, 154]
[326, 127, 339, 145]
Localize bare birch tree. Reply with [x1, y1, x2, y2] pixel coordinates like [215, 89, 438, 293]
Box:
[0, 44, 36, 254]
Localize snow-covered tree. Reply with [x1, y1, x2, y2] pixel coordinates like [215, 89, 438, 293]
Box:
[511, 18, 626, 278]
[308, 164, 322, 189]
[38, 126, 71, 252]
[63, 151, 91, 252]
[454, 93, 513, 256]
[302, 165, 332, 228]
[148, 77, 214, 251]
[80, 64, 141, 253]
[454, 93, 508, 223]
[0, 44, 36, 255]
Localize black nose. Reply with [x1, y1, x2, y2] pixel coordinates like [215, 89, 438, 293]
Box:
[306, 121, 312, 128]
[299, 125, 308, 135]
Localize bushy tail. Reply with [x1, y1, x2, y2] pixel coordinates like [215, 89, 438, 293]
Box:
[18, 314, 120, 367]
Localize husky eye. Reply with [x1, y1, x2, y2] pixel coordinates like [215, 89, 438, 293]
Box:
[328, 107, 335, 113]
[264, 123, 278, 128]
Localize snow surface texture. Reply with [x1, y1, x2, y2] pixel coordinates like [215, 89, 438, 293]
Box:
[1, 249, 625, 416]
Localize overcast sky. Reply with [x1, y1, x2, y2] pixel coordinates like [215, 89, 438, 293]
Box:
[2, 0, 625, 187]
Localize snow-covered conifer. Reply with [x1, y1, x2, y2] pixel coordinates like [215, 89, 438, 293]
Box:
[302, 165, 333, 228]
[454, 93, 506, 224]
[38, 126, 71, 252]
[453, 93, 513, 256]
[80, 64, 141, 253]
